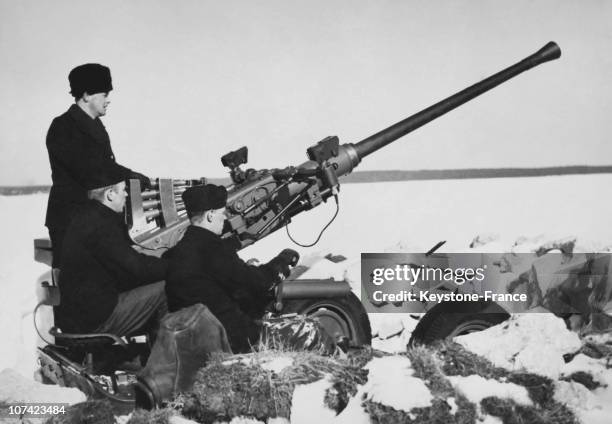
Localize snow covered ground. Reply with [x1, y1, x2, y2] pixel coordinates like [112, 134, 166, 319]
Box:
[2, 174, 612, 423]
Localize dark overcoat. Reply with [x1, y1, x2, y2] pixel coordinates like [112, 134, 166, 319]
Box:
[45, 104, 140, 262]
[55, 200, 168, 333]
[164, 226, 279, 353]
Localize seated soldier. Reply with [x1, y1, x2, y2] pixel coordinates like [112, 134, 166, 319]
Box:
[54, 164, 168, 337]
[164, 184, 302, 353]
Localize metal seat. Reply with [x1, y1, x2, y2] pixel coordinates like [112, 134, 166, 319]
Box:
[37, 267, 132, 373]
[49, 327, 127, 349]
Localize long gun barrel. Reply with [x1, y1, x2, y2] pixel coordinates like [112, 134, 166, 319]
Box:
[353, 42, 560, 160]
[128, 42, 562, 250]
[327, 42, 561, 177]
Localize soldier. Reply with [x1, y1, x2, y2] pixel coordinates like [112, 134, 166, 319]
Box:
[45, 63, 149, 267]
[54, 164, 167, 337]
[165, 184, 335, 353]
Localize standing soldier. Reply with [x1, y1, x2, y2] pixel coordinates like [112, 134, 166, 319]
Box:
[45, 63, 149, 266]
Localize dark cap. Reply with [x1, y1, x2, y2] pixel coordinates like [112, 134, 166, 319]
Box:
[68, 63, 113, 98]
[83, 163, 128, 190]
[182, 184, 228, 216]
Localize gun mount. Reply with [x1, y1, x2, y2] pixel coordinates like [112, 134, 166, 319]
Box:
[127, 42, 561, 252]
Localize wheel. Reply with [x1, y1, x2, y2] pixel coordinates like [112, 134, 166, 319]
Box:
[408, 300, 510, 346]
[281, 293, 372, 347]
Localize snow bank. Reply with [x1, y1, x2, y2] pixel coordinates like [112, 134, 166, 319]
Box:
[290, 376, 336, 424]
[0, 368, 85, 404]
[0, 194, 50, 379]
[4, 175, 612, 422]
[259, 356, 294, 373]
[455, 314, 581, 378]
[363, 356, 432, 411]
[447, 374, 532, 406]
[554, 353, 612, 424]
[370, 313, 419, 353]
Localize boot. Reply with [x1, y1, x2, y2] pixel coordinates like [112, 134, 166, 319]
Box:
[136, 303, 232, 408]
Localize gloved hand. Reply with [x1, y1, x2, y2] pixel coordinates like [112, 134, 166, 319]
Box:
[267, 248, 300, 279]
[277, 248, 300, 267]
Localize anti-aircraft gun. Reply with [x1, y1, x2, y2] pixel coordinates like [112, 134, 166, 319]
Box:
[34, 42, 561, 409]
[128, 42, 562, 253]
[123, 41, 561, 344]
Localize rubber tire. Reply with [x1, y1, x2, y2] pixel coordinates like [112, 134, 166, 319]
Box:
[281, 293, 372, 346]
[409, 300, 510, 346]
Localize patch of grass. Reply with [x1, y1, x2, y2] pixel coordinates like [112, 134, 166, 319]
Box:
[127, 408, 173, 424]
[364, 395, 477, 424]
[363, 401, 416, 424]
[175, 349, 367, 423]
[345, 346, 380, 368]
[178, 360, 295, 423]
[560, 371, 603, 390]
[406, 345, 454, 398]
[452, 395, 478, 424]
[44, 400, 115, 424]
[480, 396, 579, 424]
[403, 341, 577, 424]
[322, 361, 368, 413]
[435, 341, 509, 380]
[399, 345, 477, 423]
[433, 341, 561, 407]
[579, 340, 612, 361]
[507, 373, 555, 406]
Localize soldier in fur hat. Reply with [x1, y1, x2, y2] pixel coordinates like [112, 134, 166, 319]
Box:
[45, 63, 151, 267]
[165, 184, 335, 354]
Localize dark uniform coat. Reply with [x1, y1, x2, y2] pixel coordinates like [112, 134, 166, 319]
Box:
[164, 225, 279, 353]
[45, 104, 140, 265]
[56, 200, 168, 333]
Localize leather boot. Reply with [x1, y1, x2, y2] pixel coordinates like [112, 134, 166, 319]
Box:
[136, 303, 232, 408]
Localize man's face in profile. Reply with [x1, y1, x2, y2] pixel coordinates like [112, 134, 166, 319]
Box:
[108, 181, 127, 213]
[87, 92, 111, 118]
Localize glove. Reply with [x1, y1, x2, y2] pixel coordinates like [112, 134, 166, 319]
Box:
[277, 248, 300, 267]
[267, 248, 300, 279]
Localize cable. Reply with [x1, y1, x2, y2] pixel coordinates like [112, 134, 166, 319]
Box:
[33, 301, 55, 346]
[286, 194, 339, 247]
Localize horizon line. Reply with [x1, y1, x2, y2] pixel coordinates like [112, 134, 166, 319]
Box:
[2, 165, 612, 195]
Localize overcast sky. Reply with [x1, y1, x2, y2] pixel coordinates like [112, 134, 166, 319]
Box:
[1, 0, 611, 185]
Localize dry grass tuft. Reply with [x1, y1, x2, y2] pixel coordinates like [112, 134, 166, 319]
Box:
[364, 395, 477, 424]
[480, 396, 579, 424]
[434, 341, 508, 380]
[507, 372, 555, 406]
[44, 400, 115, 424]
[560, 370, 602, 390]
[174, 349, 367, 423]
[126, 407, 174, 424]
[361, 344, 478, 423]
[406, 345, 454, 398]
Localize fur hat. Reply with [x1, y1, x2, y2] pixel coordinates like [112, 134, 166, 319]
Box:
[69, 63, 113, 98]
[182, 184, 228, 216]
[83, 163, 128, 190]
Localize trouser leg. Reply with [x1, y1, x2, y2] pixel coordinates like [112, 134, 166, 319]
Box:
[95, 281, 167, 337]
